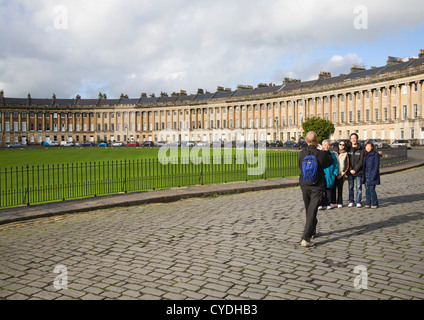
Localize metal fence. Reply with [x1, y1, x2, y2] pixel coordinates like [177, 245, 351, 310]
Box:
[0, 147, 407, 209]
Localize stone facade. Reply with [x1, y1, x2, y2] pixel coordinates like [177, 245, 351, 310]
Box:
[1, 51, 424, 146]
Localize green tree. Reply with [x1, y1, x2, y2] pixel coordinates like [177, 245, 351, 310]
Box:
[302, 117, 335, 143]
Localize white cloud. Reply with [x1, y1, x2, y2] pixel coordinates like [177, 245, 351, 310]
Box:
[0, 0, 423, 98]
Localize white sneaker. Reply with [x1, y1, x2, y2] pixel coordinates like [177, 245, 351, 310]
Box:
[318, 206, 324, 210]
[348, 203, 354, 207]
[356, 203, 362, 208]
[301, 239, 314, 247]
[337, 204, 343, 208]
[326, 206, 333, 210]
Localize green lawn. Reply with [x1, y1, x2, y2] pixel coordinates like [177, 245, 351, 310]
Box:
[0, 147, 300, 208]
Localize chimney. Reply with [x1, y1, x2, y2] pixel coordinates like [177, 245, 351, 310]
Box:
[386, 56, 403, 66]
[257, 83, 268, 88]
[27, 93, 31, 105]
[197, 88, 204, 95]
[180, 90, 187, 96]
[217, 86, 225, 91]
[161, 92, 169, 97]
[283, 77, 300, 85]
[350, 65, 366, 73]
[318, 71, 331, 80]
[419, 49, 424, 59]
[0, 89, 4, 105]
[51, 93, 56, 106]
[140, 93, 147, 98]
[237, 85, 253, 90]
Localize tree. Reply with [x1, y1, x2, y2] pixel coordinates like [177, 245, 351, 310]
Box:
[302, 117, 335, 143]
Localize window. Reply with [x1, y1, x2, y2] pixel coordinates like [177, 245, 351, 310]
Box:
[357, 110, 361, 122]
[349, 111, 353, 123]
[366, 110, 370, 122]
[402, 85, 407, 95]
[413, 104, 418, 119]
[384, 108, 388, 121]
[375, 109, 379, 121]
[402, 105, 407, 120]
[393, 107, 397, 120]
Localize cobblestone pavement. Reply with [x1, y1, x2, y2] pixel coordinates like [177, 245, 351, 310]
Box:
[0, 166, 423, 300]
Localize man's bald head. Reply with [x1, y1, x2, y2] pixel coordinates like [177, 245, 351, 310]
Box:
[305, 131, 318, 145]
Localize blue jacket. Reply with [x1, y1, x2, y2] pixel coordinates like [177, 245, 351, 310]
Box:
[362, 151, 380, 185]
[324, 152, 339, 188]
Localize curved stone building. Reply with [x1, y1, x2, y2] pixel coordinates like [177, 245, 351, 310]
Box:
[1, 50, 424, 146]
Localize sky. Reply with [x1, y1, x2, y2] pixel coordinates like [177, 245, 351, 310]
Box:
[1, 0, 423, 99]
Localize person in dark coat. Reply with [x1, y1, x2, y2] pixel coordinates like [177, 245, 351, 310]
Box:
[362, 141, 381, 208]
[347, 133, 365, 208]
[298, 131, 334, 247]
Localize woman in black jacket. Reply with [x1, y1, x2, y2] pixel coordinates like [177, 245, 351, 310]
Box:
[362, 142, 380, 208]
[347, 133, 365, 208]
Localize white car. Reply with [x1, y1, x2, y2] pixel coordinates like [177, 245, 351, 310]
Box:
[111, 141, 123, 147]
[60, 141, 74, 147]
[391, 139, 411, 149]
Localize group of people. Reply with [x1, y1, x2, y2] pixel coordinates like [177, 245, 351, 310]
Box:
[298, 131, 381, 247]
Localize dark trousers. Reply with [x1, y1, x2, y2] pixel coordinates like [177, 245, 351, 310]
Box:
[320, 188, 333, 207]
[332, 177, 345, 205]
[301, 188, 323, 242]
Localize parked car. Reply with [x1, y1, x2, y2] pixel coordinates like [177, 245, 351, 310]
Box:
[111, 141, 123, 147]
[211, 141, 224, 148]
[196, 141, 209, 147]
[182, 141, 196, 147]
[391, 139, 411, 149]
[156, 141, 167, 147]
[141, 141, 155, 147]
[284, 141, 298, 148]
[43, 141, 59, 147]
[7, 142, 22, 148]
[98, 142, 108, 147]
[255, 141, 269, 148]
[167, 141, 181, 148]
[60, 141, 74, 147]
[270, 141, 282, 147]
[127, 141, 139, 147]
[82, 142, 95, 147]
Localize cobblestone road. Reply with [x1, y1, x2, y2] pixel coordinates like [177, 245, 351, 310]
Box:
[0, 166, 423, 300]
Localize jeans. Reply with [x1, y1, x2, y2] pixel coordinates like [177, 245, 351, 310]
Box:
[348, 175, 362, 205]
[365, 184, 379, 207]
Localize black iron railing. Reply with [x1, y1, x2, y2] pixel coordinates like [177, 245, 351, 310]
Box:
[0, 147, 407, 209]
